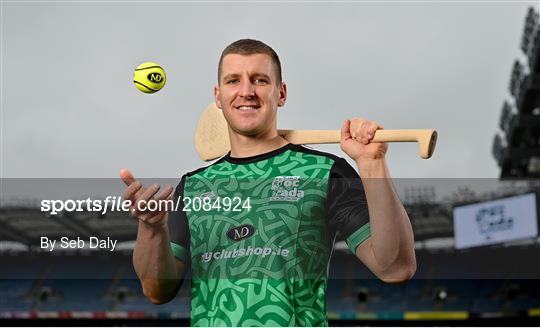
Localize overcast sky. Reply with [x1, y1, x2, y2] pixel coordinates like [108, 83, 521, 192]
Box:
[2, 1, 537, 179]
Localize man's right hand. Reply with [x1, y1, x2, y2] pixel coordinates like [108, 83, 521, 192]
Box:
[121, 169, 184, 304]
[120, 168, 174, 228]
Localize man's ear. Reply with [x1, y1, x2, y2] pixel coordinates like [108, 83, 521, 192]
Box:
[278, 82, 287, 107]
[214, 85, 222, 108]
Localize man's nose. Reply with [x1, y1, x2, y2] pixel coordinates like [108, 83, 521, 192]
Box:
[239, 80, 255, 98]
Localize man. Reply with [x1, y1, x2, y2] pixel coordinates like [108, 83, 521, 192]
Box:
[121, 39, 416, 326]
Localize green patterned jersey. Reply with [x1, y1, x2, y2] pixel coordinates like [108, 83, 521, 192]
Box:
[168, 144, 371, 326]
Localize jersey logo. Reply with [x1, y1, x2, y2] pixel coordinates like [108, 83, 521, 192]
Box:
[227, 224, 255, 242]
[270, 176, 305, 202]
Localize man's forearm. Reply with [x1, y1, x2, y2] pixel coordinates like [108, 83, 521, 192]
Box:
[357, 159, 416, 273]
[133, 219, 184, 304]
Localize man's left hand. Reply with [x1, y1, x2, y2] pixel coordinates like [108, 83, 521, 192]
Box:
[340, 118, 388, 166]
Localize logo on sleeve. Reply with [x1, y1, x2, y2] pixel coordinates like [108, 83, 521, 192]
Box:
[227, 224, 255, 242]
[270, 176, 305, 202]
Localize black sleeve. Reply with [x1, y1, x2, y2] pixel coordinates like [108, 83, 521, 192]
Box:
[326, 158, 371, 254]
[167, 175, 190, 264]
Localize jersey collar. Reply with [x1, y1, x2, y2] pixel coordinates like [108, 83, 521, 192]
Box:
[225, 143, 296, 164]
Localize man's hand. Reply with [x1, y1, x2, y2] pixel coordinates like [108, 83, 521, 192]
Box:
[120, 169, 174, 228]
[340, 119, 388, 167]
[121, 169, 185, 304]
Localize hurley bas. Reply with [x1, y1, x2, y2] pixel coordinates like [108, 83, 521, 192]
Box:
[41, 236, 117, 252]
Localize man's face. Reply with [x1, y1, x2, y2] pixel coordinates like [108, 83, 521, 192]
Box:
[214, 54, 286, 137]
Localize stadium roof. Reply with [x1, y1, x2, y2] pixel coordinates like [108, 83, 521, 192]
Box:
[0, 208, 137, 247]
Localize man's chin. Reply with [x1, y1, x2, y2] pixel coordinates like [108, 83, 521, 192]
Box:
[234, 129, 261, 137]
[230, 124, 266, 137]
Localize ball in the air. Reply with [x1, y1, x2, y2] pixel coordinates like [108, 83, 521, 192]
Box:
[133, 62, 166, 94]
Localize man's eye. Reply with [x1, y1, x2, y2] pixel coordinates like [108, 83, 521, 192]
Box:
[255, 79, 268, 84]
[227, 79, 239, 84]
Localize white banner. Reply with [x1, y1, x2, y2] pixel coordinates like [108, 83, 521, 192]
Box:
[453, 193, 538, 249]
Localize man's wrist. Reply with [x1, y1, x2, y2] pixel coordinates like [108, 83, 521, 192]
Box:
[138, 216, 169, 237]
[356, 158, 388, 178]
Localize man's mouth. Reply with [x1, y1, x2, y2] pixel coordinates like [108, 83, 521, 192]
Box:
[236, 105, 260, 111]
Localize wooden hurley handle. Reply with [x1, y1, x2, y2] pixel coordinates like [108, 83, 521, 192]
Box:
[277, 129, 437, 159]
[278, 130, 340, 143]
